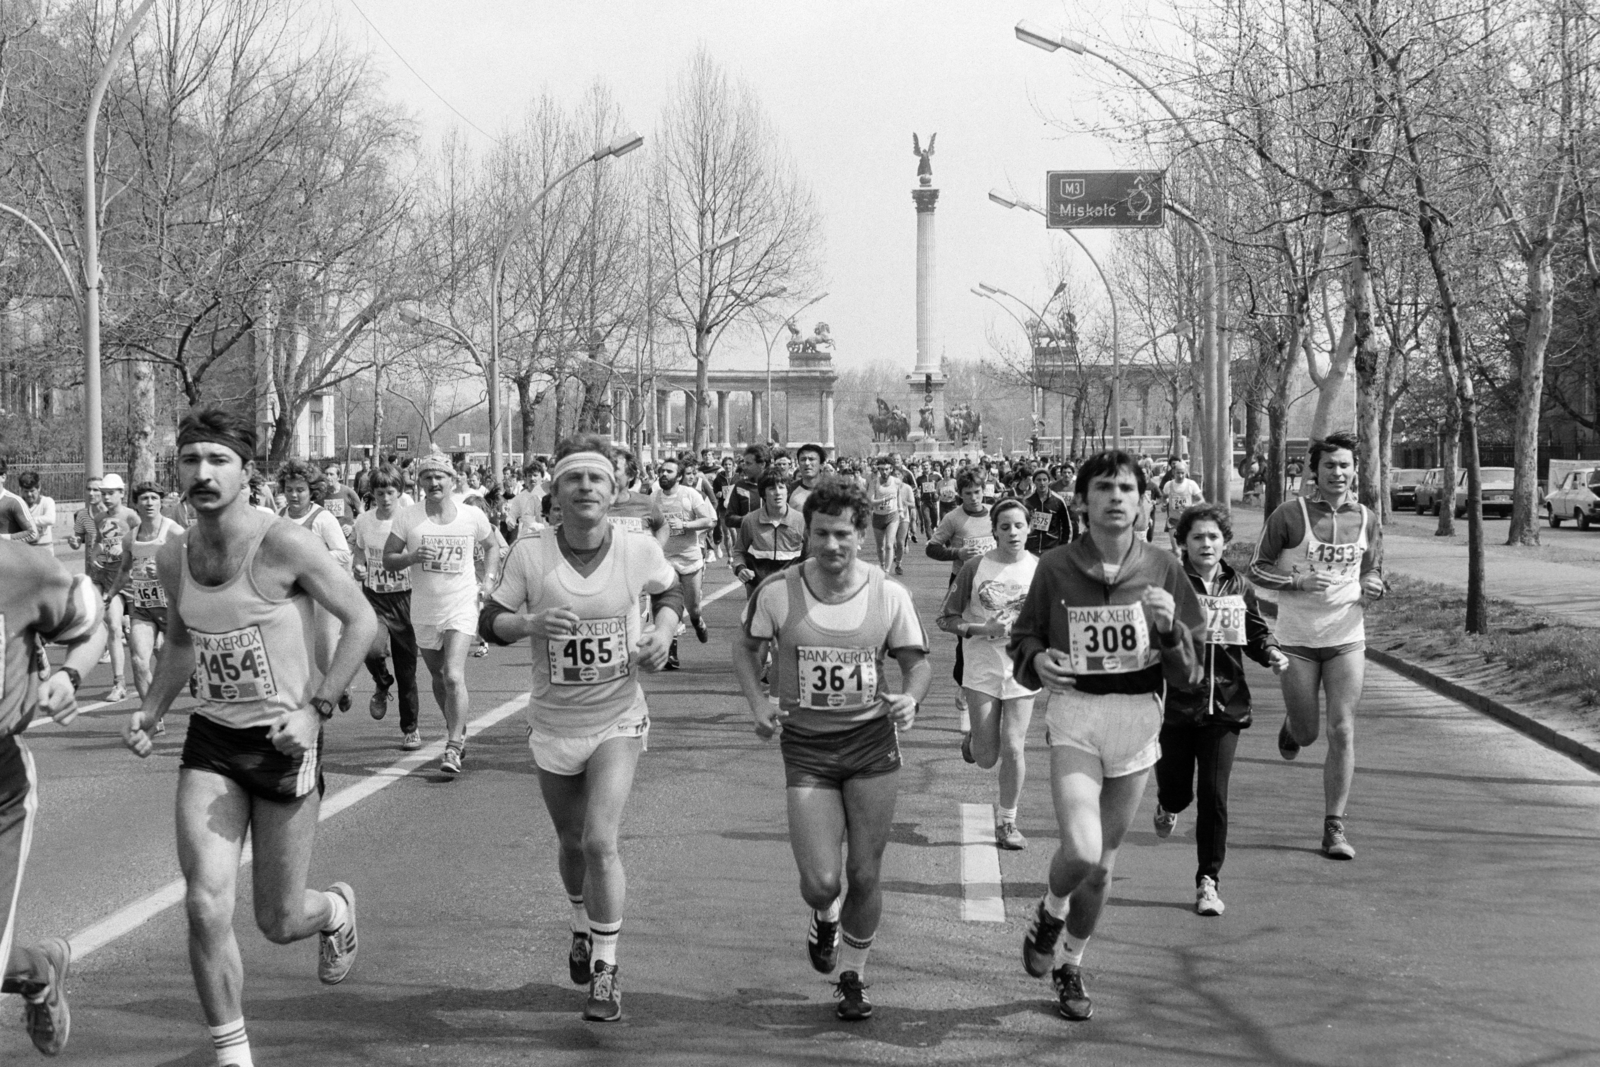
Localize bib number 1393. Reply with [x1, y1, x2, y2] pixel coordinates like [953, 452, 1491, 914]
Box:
[1066, 604, 1152, 675]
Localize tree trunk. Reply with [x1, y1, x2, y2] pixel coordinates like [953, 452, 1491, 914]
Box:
[1436, 329, 1459, 538]
[693, 328, 712, 453]
[1346, 211, 1385, 514]
[1311, 305, 1356, 438]
[372, 356, 386, 461]
[1506, 249, 1555, 545]
[1266, 392, 1290, 519]
[129, 358, 157, 483]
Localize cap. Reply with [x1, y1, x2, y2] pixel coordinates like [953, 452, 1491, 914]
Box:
[100, 473, 126, 490]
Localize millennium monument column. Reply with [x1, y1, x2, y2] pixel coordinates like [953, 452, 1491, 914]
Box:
[908, 132, 946, 452]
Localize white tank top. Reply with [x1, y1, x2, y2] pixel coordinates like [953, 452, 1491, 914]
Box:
[179, 515, 321, 729]
[128, 517, 182, 612]
[1273, 497, 1369, 648]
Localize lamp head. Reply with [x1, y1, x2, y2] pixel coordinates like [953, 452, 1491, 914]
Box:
[598, 132, 645, 160]
[977, 282, 1000, 294]
[988, 189, 1019, 209]
[397, 308, 423, 326]
[1015, 20, 1063, 52]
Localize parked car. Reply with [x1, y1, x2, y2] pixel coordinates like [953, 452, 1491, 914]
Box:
[1389, 468, 1428, 511]
[1413, 468, 1445, 514]
[1544, 467, 1600, 528]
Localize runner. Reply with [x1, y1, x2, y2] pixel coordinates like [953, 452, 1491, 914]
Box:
[1158, 460, 1205, 551]
[108, 482, 184, 711]
[867, 459, 904, 572]
[479, 434, 683, 1022]
[732, 477, 930, 1022]
[0, 461, 37, 544]
[351, 467, 421, 749]
[319, 461, 363, 547]
[1248, 431, 1384, 860]
[504, 460, 549, 544]
[384, 454, 500, 775]
[1008, 449, 1204, 1021]
[1154, 503, 1288, 915]
[279, 462, 353, 694]
[88, 473, 137, 703]
[1022, 467, 1072, 554]
[605, 448, 656, 536]
[938, 498, 1040, 849]
[122, 407, 377, 1067]
[722, 444, 768, 548]
[735, 471, 806, 592]
[650, 455, 718, 664]
[927, 470, 995, 752]
[14, 473, 53, 551]
[789, 443, 826, 512]
[0, 536, 104, 1057]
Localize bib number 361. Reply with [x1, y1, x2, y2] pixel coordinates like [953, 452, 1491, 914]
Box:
[797, 646, 877, 711]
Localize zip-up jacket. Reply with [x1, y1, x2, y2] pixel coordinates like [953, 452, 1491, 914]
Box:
[1008, 535, 1205, 696]
[1164, 557, 1278, 726]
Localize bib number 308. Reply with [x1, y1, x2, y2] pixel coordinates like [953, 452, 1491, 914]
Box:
[1066, 605, 1152, 675]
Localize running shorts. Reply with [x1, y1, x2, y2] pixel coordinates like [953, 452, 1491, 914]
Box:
[0, 736, 37, 973]
[1044, 688, 1162, 778]
[86, 564, 119, 599]
[871, 512, 897, 530]
[128, 604, 166, 631]
[180, 712, 324, 801]
[779, 715, 901, 790]
[1280, 641, 1365, 663]
[525, 713, 649, 777]
[414, 619, 474, 651]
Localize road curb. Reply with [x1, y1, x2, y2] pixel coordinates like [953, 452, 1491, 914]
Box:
[1367, 647, 1600, 773]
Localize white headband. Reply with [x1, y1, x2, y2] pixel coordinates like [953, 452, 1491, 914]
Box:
[552, 451, 616, 488]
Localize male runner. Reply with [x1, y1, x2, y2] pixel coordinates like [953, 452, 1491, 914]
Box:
[735, 472, 806, 591]
[1158, 460, 1205, 551]
[0, 537, 104, 1057]
[1008, 449, 1204, 1021]
[604, 448, 656, 535]
[109, 482, 184, 707]
[15, 472, 53, 550]
[504, 460, 549, 543]
[384, 454, 499, 775]
[733, 477, 930, 1021]
[319, 462, 363, 546]
[867, 459, 905, 573]
[650, 455, 718, 654]
[352, 467, 421, 749]
[1248, 431, 1384, 860]
[88, 473, 137, 702]
[722, 444, 768, 546]
[1023, 467, 1072, 554]
[927, 470, 995, 747]
[123, 407, 377, 1067]
[480, 434, 682, 1022]
[789, 443, 826, 512]
[0, 461, 36, 543]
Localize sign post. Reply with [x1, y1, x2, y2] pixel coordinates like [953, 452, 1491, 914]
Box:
[1045, 170, 1164, 229]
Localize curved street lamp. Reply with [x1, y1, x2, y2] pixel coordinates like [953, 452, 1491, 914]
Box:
[758, 291, 829, 444]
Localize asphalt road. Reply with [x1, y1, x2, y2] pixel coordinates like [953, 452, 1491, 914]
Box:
[4, 546, 1598, 1066]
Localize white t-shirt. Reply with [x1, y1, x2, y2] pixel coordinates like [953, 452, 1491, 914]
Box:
[28, 495, 55, 545]
[649, 483, 717, 573]
[505, 486, 548, 540]
[391, 501, 494, 625]
[352, 510, 411, 593]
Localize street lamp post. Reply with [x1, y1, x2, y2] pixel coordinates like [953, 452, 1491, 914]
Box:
[989, 189, 1124, 449]
[1015, 20, 1229, 503]
[973, 281, 1070, 447]
[83, 0, 156, 478]
[490, 131, 643, 482]
[759, 291, 829, 446]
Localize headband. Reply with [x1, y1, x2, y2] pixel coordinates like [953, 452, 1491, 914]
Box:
[551, 451, 616, 488]
[176, 428, 254, 463]
[416, 455, 456, 478]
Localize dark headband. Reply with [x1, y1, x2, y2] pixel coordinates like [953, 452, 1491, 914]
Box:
[177, 428, 255, 463]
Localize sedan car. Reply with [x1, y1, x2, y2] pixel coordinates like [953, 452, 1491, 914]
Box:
[1413, 468, 1445, 514]
[1389, 468, 1427, 511]
[1545, 467, 1600, 528]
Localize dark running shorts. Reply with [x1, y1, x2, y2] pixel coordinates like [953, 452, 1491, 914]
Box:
[1280, 641, 1365, 663]
[180, 712, 324, 802]
[362, 587, 414, 636]
[780, 715, 901, 790]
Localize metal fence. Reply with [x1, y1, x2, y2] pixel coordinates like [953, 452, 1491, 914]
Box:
[1, 454, 179, 503]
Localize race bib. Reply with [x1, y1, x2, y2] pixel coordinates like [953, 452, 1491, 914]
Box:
[1066, 605, 1153, 675]
[130, 558, 166, 608]
[872, 493, 897, 515]
[1199, 594, 1247, 646]
[1030, 511, 1053, 532]
[323, 498, 346, 517]
[963, 536, 997, 555]
[1306, 540, 1361, 579]
[192, 625, 278, 701]
[609, 515, 649, 534]
[364, 549, 410, 593]
[797, 646, 878, 711]
[420, 534, 471, 573]
[547, 616, 630, 686]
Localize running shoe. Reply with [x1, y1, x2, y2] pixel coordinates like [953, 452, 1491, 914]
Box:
[1277, 718, 1301, 761]
[21, 936, 71, 1055]
[584, 961, 622, 1021]
[337, 692, 351, 714]
[369, 682, 390, 720]
[692, 615, 709, 643]
[400, 730, 422, 751]
[317, 883, 358, 984]
[1322, 817, 1355, 860]
[960, 733, 975, 764]
[664, 640, 680, 671]
[1195, 876, 1225, 916]
[1051, 962, 1093, 1020]
[568, 932, 592, 985]
[152, 717, 166, 737]
[1153, 804, 1177, 839]
[894, 563, 904, 575]
[471, 639, 489, 658]
[1022, 898, 1066, 978]
[832, 970, 872, 1021]
[995, 821, 1027, 851]
[106, 684, 127, 704]
[807, 912, 840, 974]
[441, 742, 464, 775]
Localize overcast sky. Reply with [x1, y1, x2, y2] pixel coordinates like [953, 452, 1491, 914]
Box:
[334, 0, 1159, 375]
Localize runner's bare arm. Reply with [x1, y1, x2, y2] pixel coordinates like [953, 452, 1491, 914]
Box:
[34, 567, 107, 724]
[731, 633, 781, 738]
[126, 540, 194, 755]
[262, 521, 381, 705]
[477, 530, 501, 598]
[885, 647, 931, 729]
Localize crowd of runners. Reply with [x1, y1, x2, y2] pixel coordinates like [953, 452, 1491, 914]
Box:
[0, 418, 1384, 1059]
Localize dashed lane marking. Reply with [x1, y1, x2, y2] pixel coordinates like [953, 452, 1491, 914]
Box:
[959, 802, 1007, 922]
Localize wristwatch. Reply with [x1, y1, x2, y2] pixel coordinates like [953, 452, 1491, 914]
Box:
[59, 666, 82, 692]
[311, 696, 337, 720]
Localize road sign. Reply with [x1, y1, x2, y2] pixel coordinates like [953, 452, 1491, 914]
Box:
[1045, 170, 1165, 229]
[456, 433, 472, 448]
[394, 434, 410, 452]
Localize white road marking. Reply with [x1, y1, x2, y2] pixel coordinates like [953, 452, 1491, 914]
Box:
[68, 694, 526, 959]
[959, 802, 1007, 922]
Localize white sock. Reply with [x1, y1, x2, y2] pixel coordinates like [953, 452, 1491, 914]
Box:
[818, 896, 843, 923]
[321, 890, 349, 933]
[209, 1018, 253, 1067]
[590, 920, 621, 967]
[568, 895, 589, 935]
[1043, 890, 1071, 920]
[997, 806, 1018, 825]
[839, 930, 873, 976]
[1059, 932, 1089, 967]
